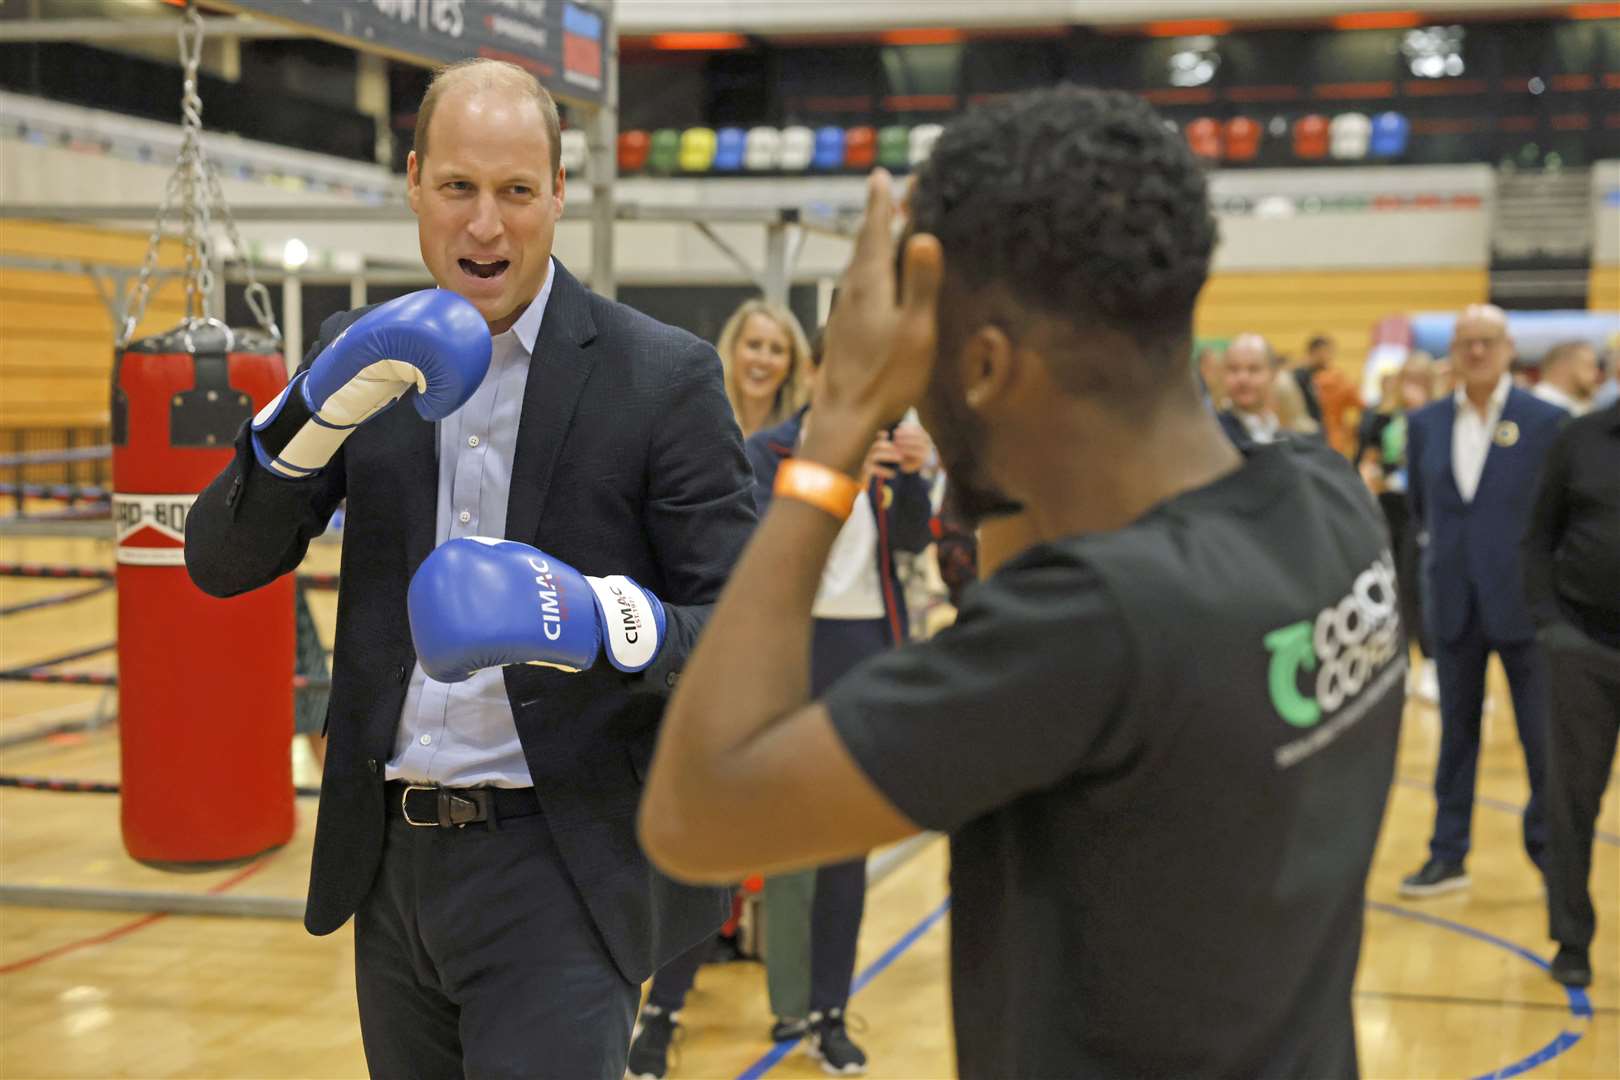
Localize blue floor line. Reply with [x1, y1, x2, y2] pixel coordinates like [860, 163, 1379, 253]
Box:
[1368, 900, 1592, 1079]
[734, 897, 951, 1080]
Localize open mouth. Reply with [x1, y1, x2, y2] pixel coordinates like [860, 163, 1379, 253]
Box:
[459, 258, 509, 280]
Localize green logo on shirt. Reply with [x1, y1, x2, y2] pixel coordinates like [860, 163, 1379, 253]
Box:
[1264, 552, 1401, 727]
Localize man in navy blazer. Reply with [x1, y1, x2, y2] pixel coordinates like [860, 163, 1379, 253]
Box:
[186, 62, 754, 1078]
[1399, 304, 1567, 897]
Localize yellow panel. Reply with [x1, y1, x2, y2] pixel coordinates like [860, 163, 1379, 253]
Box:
[1195, 268, 1490, 382]
[1590, 265, 1620, 312]
[0, 252, 190, 436]
[0, 220, 185, 267]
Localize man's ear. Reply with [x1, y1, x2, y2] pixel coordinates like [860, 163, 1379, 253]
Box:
[961, 323, 1017, 414]
[406, 150, 422, 215]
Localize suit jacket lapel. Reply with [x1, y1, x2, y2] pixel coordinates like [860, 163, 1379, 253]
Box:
[1432, 401, 1463, 506]
[506, 261, 599, 544]
[1473, 388, 1522, 501]
[402, 410, 438, 572]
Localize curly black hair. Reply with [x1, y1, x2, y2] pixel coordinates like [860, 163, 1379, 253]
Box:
[910, 86, 1217, 370]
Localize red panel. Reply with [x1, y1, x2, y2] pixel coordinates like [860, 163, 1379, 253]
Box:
[1293, 114, 1330, 159]
[843, 126, 877, 169]
[618, 130, 650, 172]
[1185, 118, 1221, 160]
[1223, 117, 1262, 161]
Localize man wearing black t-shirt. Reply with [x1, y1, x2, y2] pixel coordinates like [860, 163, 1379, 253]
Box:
[639, 88, 1402, 1078]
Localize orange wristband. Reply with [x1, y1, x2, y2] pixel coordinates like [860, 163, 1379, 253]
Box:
[774, 459, 861, 521]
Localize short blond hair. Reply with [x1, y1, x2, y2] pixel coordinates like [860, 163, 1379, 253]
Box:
[715, 300, 812, 432]
[1272, 368, 1319, 434]
[414, 59, 561, 177]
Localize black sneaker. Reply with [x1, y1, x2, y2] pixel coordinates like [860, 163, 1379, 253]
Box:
[769, 1016, 809, 1044]
[1550, 945, 1592, 988]
[808, 1009, 868, 1076]
[626, 1006, 680, 1080]
[1398, 858, 1469, 898]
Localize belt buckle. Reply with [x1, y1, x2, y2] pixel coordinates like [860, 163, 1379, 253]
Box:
[401, 784, 440, 827]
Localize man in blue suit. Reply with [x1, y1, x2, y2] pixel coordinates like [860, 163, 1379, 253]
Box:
[1400, 304, 1568, 896]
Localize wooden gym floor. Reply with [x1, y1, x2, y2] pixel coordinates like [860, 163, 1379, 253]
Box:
[1, 528, 1615, 1079]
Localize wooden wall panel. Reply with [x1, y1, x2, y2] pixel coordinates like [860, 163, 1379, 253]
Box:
[1195, 267, 1490, 378]
[1589, 265, 1619, 312]
[0, 222, 188, 429]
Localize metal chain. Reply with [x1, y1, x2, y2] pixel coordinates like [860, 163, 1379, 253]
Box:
[177, 5, 211, 323]
[120, 1, 281, 347]
[205, 158, 280, 344]
[119, 167, 184, 347]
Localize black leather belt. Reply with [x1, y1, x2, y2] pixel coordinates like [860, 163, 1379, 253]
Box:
[385, 781, 540, 828]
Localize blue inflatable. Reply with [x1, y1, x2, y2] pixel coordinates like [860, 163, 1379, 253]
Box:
[1409, 310, 1619, 364]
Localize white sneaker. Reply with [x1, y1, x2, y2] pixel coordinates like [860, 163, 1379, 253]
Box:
[1415, 660, 1439, 704]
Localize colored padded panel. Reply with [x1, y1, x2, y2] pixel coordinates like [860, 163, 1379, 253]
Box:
[878, 125, 909, 169]
[780, 126, 815, 172]
[560, 129, 588, 176]
[714, 127, 746, 172]
[844, 126, 877, 170]
[813, 126, 846, 171]
[679, 127, 718, 172]
[1370, 111, 1410, 158]
[908, 124, 943, 167]
[1185, 118, 1220, 160]
[648, 128, 680, 174]
[617, 130, 650, 174]
[745, 126, 782, 171]
[1292, 114, 1330, 160]
[1329, 112, 1372, 161]
[1223, 116, 1261, 162]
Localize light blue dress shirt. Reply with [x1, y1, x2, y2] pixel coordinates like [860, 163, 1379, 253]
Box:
[387, 261, 556, 788]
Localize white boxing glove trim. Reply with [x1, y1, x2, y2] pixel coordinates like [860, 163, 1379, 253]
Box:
[313, 359, 428, 428]
[585, 575, 661, 672]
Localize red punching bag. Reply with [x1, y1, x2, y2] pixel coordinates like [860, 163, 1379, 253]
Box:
[113, 319, 296, 869]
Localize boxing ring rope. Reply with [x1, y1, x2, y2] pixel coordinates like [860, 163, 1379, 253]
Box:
[0, 669, 331, 690]
[0, 581, 113, 617]
[1, 563, 340, 590]
[0, 713, 115, 752]
[0, 483, 112, 502]
[0, 445, 113, 469]
[0, 775, 320, 799]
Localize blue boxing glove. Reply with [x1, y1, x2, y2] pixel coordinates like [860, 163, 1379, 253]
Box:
[408, 537, 667, 683]
[252, 289, 491, 478]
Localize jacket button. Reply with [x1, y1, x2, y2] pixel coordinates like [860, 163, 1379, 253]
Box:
[225, 476, 242, 507]
[397, 664, 408, 683]
[665, 671, 679, 689]
[366, 758, 379, 773]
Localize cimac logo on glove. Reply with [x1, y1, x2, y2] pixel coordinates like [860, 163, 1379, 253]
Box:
[1265, 551, 1405, 768]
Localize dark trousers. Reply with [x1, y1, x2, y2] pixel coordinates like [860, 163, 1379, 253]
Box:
[1429, 606, 1549, 868]
[646, 936, 703, 1012]
[643, 617, 888, 1019]
[355, 806, 638, 1080]
[1543, 626, 1620, 949]
[1379, 492, 1429, 659]
[810, 857, 866, 1012]
[806, 618, 887, 1013]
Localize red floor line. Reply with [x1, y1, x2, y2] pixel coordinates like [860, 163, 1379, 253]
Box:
[0, 856, 275, 975]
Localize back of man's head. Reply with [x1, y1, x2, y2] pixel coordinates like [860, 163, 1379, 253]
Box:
[1540, 340, 1597, 394]
[908, 86, 1217, 399]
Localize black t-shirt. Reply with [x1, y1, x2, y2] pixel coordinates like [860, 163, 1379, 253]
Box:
[826, 440, 1402, 1079]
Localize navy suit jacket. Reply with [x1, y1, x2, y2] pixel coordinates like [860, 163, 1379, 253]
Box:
[1406, 386, 1566, 646]
[185, 262, 756, 983]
